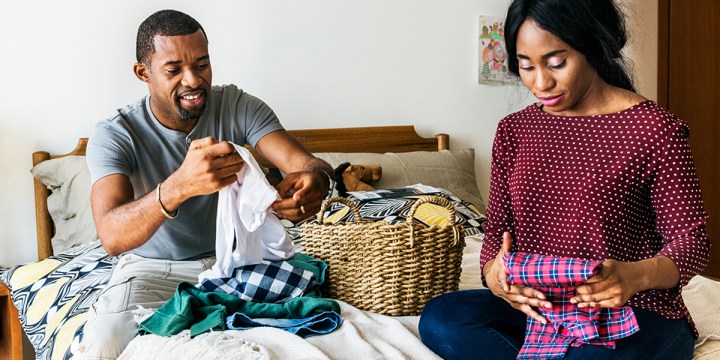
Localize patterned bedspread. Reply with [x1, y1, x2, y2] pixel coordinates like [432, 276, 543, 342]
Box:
[1, 241, 114, 360]
[0, 187, 485, 360]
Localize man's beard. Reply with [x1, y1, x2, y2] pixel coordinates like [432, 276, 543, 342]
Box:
[176, 99, 207, 121]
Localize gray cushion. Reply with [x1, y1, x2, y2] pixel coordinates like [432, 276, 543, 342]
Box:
[31, 156, 97, 253]
[313, 149, 485, 210]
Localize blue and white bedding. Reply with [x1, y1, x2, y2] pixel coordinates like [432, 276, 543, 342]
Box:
[1, 241, 114, 360]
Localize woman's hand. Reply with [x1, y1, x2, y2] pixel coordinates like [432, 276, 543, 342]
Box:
[571, 259, 642, 308]
[484, 232, 553, 324]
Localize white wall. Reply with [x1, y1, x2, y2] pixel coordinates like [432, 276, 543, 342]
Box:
[0, 0, 657, 267]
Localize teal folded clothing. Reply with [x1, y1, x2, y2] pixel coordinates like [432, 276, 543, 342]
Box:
[286, 252, 330, 298]
[288, 253, 328, 286]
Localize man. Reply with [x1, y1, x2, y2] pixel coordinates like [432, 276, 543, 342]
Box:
[81, 9, 333, 359]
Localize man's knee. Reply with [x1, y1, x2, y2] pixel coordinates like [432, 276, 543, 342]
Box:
[79, 309, 138, 359]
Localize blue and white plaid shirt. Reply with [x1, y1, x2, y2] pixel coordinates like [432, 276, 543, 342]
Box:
[198, 260, 316, 303]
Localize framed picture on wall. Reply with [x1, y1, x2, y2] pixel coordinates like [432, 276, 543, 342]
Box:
[478, 16, 513, 84]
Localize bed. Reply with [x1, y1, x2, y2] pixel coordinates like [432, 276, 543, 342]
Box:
[2, 125, 719, 360]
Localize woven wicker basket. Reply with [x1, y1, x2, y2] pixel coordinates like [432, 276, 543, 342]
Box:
[301, 195, 466, 316]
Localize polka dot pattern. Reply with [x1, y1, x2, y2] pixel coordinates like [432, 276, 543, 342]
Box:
[480, 101, 710, 332]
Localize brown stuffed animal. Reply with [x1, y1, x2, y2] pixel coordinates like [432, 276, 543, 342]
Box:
[334, 162, 383, 196]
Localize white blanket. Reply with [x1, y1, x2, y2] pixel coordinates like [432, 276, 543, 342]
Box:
[119, 331, 269, 360]
[683, 275, 720, 347]
[119, 236, 720, 360]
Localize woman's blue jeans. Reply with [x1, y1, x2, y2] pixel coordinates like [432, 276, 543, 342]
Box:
[419, 289, 695, 360]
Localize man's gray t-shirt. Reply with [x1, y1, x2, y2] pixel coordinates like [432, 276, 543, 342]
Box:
[86, 85, 284, 260]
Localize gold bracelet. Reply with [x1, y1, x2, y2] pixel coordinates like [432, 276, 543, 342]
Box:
[156, 182, 179, 219]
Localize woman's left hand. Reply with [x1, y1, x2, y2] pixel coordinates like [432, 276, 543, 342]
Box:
[570, 259, 642, 308]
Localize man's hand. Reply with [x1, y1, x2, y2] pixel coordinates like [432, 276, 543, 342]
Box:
[484, 232, 552, 324]
[164, 137, 245, 206]
[272, 170, 329, 221]
[252, 129, 333, 221]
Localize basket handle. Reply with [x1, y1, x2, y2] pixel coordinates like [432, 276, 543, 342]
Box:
[316, 196, 363, 223]
[406, 196, 461, 246]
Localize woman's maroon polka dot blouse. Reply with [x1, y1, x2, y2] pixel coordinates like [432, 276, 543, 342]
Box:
[481, 101, 710, 334]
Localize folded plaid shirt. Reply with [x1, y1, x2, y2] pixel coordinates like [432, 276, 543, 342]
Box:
[198, 260, 315, 303]
[504, 252, 640, 359]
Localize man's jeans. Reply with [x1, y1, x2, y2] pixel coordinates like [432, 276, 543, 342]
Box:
[78, 253, 215, 360]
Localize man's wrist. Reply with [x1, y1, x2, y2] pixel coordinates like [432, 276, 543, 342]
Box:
[156, 182, 179, 219]
[315, 167, 335, 198]
[302, 157, 335, 198]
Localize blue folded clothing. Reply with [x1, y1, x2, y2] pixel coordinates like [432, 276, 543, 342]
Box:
[226, 310, 343, 338]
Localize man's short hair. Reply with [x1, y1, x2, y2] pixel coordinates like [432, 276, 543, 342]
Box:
[136, 9, 207, 64]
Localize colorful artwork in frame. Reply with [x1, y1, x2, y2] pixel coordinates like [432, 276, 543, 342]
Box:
[478, 16, 513, 84]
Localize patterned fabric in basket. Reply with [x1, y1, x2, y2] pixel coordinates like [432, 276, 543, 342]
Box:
[284, 185, 485, 248]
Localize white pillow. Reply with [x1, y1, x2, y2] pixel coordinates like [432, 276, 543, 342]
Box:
[314, 149, 485, 210]
[30, 156, 97, 254]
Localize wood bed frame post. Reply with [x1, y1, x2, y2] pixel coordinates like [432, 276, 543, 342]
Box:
[435, 134, 449, 151]
[32, 151, 53, 261]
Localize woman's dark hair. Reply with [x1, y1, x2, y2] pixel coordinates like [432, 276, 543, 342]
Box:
[136, 9, 207, 64]
[504, 0, 635, 92]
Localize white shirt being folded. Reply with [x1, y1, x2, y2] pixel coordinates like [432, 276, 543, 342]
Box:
[199, 143, 294, 282]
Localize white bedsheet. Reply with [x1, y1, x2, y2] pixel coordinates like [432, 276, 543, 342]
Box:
[684, 275, 720, 349]
[119, 236, 720, 360]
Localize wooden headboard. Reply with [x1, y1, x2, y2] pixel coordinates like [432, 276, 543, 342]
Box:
[32, 125, 449, 260]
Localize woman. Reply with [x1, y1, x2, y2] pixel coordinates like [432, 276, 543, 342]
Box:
[418, 0, 710, 359]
